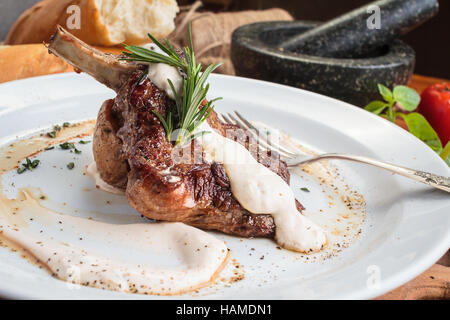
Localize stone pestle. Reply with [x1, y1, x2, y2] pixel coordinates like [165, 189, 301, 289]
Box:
[279, 0, 439, 58]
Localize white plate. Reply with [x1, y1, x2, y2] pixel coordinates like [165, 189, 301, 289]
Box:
[0, 73, 448, 300]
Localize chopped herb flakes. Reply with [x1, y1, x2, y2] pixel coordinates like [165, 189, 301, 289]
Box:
[17, 167, 26, 174]
[17, 158, 40, 174]
[47, 131, 56, 138]
[59, 142, 75, 150]
[59, 142, 82, 154]
[46, 122, 71, 139]
[300, 187, 310, 192]
[79, 140, 90, 144]
[25, 158, 39, 170]
[67, 162, 75, 170]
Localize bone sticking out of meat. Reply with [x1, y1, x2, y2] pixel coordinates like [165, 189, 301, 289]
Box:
[47, 25, 136, 91]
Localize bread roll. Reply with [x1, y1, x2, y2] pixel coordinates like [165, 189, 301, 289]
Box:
[0, 44, 73, 83]
[5, 0, 179, 46]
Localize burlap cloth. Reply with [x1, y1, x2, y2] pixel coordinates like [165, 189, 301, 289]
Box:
[168, 2, 293, 75]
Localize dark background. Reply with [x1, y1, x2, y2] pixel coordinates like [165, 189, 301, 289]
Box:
[1, 0, 449, 79]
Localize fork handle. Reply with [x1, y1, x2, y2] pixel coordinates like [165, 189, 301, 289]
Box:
[294, 153, 450, 193]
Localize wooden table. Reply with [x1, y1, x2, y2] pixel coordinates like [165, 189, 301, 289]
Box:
[376, 74, 450, 300]
[409, 74, 448, 93]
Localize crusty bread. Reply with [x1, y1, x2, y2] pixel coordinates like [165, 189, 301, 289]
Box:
[0, 44, 74, 83]
[95, 46, 124, 55]
[5, 0, 179, 46]
[0, 42, 141, 84]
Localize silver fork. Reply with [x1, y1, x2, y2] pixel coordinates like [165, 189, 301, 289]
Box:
[220, 111, 450, 193]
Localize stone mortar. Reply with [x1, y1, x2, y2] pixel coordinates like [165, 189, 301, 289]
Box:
[231, 21, 416, 107]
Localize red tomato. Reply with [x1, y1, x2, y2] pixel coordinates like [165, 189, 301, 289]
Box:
[418, 83, 450, 146]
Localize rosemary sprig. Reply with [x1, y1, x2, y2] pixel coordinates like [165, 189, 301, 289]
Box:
[122, 23, 222, 146]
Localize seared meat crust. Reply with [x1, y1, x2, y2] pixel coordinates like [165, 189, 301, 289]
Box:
[93, 99, 128, 189]
[93, 71, 303, 237]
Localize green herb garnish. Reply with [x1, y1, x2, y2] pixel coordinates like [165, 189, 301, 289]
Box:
[300, 187, 310, 192]
[31, 160, 40, 168]
[59, 141, 82, 154]
[23, 158, 40, 170]
[24, 158, 32, 170]
[47, 131, 56, 138]
[59, 142, 75, 150]
[79, 140, 90, 144]
[365, 84, 448, 166]
[67, 162, 75, 170]
[122, 23, 222, 146]
[46, 123, 70, 138]
[17, 167, 26, 174]
[17, 158, 40, 174]
[45, 146, 55, 151]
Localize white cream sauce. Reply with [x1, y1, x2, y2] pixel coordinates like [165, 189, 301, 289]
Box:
[0, 125, 228, 295]
[0, 189, 228, 295]
[251, 121, 366, 260]
[142, 43, 183, 100]
[86, 162, 125, 195]
[197, 122, 327, 253]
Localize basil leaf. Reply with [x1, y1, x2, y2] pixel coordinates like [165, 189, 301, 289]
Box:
[400, 113, 442, 153]
[393, 86, 421, 111]
[440, 141, 450, 167]
[378, 84, 393, 103]
[364, 100, 387, 115]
